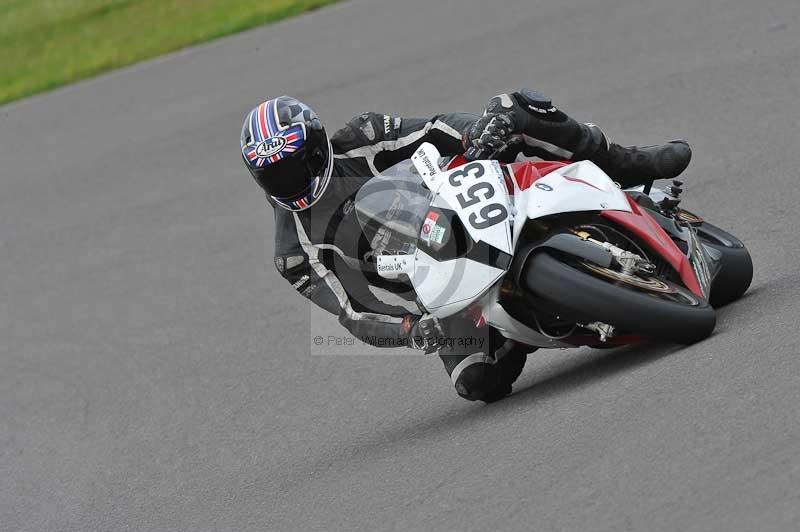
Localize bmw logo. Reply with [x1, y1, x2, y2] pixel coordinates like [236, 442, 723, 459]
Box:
[255, 136, 287, 158]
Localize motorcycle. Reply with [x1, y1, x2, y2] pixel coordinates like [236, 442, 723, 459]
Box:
[354, 142, 752, 350]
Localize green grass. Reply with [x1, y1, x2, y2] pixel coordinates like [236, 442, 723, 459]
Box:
[0, 0, 339, 105]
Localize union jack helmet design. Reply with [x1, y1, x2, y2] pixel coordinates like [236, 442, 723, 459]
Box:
[240, 96, 332, 211]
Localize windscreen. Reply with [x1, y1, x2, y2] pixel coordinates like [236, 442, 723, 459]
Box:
[354, 160, 433, 256]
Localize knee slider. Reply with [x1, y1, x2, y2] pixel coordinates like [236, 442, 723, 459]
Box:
[515, 88, 552, 110]
[453, 363, 499, 401]
[512, 88, 570, 125]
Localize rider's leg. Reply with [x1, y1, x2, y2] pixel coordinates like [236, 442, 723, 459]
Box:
[485, 89, 692, 187]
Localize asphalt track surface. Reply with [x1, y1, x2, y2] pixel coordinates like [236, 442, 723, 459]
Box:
[2, 1, 800, 530]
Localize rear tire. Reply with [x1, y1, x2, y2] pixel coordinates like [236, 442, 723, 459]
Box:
[524, 252, 716, 344]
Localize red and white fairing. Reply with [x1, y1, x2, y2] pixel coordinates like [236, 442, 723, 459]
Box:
[371, 143, 707, 347]
[508, 160, 632, 245]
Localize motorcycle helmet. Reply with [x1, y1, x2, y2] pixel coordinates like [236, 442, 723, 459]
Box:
[240, 96, 332, 211]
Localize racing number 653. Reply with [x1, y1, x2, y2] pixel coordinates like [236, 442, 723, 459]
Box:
[448, 162, 508, 230]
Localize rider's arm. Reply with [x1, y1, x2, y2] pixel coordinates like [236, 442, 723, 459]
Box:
[331, 112, 479, 174]
[272, 205, 342, 315]
[273, 207, 416, 348]
[334, 263, 416, 348]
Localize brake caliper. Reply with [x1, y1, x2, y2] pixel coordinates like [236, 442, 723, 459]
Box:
[582, 321, 616, 342]
[573, 230, 656, 275]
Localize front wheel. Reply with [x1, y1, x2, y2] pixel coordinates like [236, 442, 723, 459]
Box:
[524, 252, 717, 344]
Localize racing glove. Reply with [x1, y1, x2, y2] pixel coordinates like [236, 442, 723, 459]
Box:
[462, 113, 521, 161]
[404, 315, 445, 354]
[404, 314, 486, 355]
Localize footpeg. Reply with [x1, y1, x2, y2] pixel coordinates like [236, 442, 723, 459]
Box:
[583, 321, 616, 342]
[658, 180, 685, 213]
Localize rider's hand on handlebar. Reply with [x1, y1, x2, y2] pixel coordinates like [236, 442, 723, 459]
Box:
[462, 112, 521, 161]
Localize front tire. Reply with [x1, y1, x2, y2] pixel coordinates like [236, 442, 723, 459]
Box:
[524, 252, 717, 344]
[693, 221, 753, 307]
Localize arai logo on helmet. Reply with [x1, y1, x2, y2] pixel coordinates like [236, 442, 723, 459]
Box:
[255, 136, 287, 158]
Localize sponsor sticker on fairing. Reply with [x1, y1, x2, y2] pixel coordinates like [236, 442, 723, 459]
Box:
[429, 224, 447, 244]
[420, 211, 439, 242]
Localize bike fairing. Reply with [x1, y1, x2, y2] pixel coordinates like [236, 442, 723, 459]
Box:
[381, 144, 721, 344]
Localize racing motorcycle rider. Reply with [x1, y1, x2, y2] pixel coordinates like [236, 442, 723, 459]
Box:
[240, 89, 692, 402]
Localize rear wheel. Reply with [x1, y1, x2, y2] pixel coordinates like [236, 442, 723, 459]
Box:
[524, 252, 716, 344]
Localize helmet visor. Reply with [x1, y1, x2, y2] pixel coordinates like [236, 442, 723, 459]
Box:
[247, 140, 330, 200]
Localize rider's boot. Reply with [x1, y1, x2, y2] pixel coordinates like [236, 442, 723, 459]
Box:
[575, 123, 692, 188]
